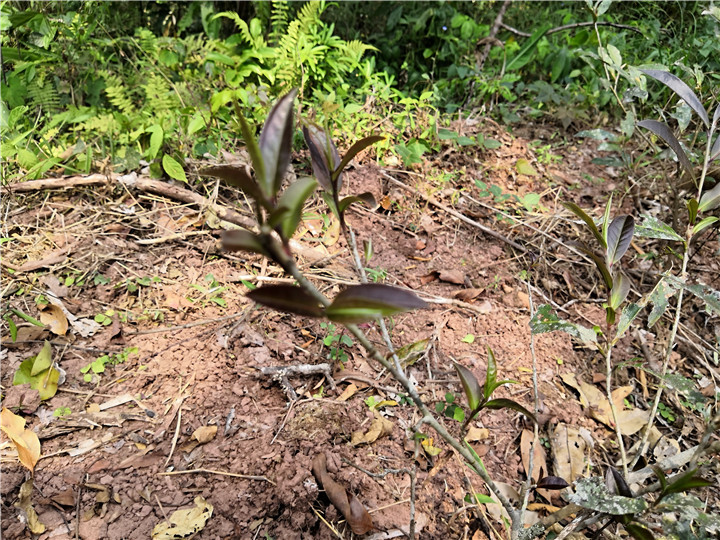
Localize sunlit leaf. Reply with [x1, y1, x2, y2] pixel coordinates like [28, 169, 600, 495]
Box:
[483, 398, 537, 424]
[30, 341, 52, 376]
[637, 119, 694, 180]
[338, 192, 376, 214]
[692, 216, 718, 236]
[259, 89, 298, 196]
[641, 69, 709, 128]
[199, 164, 269, 208]
[276, 176, 317, 240]
[536, 476, 570, 490]
[333, 135, 384, 183]
[698, 183, 720, 212]
[634, 215, 684, 242]
[221, 229, 268, 256]
[325, 284, 427, 323]
[0, 407, 41, 472]
[162, 154, 187, 183]
[563, 202, 605, 248]
[606, 215, 635, 266]
[454, 362, 482, 411]
[530, 304, 598, 345]
[247, 285, 324, 317]
[484, 346, 497, 400]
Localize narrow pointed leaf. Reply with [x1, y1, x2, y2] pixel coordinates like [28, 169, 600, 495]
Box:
[233, 102, 266, 194]
[692, 216, 718, 235]
[483, 398, 537, 424]
[602, 194, 613, 248]
[699, 182, 720, 212]
[321, 191, 339, 219]
[259, 89, 298, 196]
[221, 229, 268, 256]
[325, 284, 427, 323]
[652, 466, 668, 493]
[303, 125, 333, 192]
[577, 245, 613, 290]
[711, 133, 720, 161]
[536, 476, 570, 490]
[266, 206, 291, 229]
[634, 215, 684, 242]
[454, 362, 482, 411]
[276, 176, 317, 240]
[641, 69, 709, 128]
[609, 272, 631, 310]
[606, 215, 635, 266]
[664, 468, 713, 495]
[338, 192, 376, 214]
[332, 135, 385, 182]
[686, 198, 699, 224]
[637, 119, 694, 180]
[199, 164, 270, 209]
[484, 346, 497, 400]
[247, 285, 324, 317]
[606, 467, 633, 497]
[563, 202, 605, 248]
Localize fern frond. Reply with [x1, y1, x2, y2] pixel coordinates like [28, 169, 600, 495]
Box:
[27, 75, 61, 114]
[100, 71, 136, 115]
[144, 73, 176, 114]
[270, 1, 290, 45]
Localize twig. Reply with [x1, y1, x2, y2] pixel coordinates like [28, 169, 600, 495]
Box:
[158, 468, 275, 485]
[126, 311, 247, 336]
[164, 406, 182, 468]
[477, 0, 511, 70]
[500, 20, 643, 38]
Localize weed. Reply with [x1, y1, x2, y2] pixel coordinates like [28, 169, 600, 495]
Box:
[189, 274, 227, 307]
[81, 347, 138, 383]
[94, 309, 115, 326]
[320, 322, 353, 365]
[53, 407, 71, 418]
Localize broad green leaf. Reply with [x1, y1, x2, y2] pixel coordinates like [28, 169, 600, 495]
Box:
[34, 366, 59, 400]
[530, 304, 598, 345]
[199, 165, 269, 208]
[454, 362, 482, 410]
[31, 341, 52, 376]
[692, 216, 718, 236]
[664, 468, 713, 495]
[641, 69, 709, 128]
[570, 477, 648, 514]
[575, 128, 620, 142]
[325, 284, 427, 323]
[468, 493, 496, 505]
[647, 280, 679, 328]
[698, 183, 720, 212]
[333, 135, 384, 183]
[259, 89, 298, 196]
[637, 119, 694, 180]
[666, 276, 720, 315]
[221, 229, 268, 256]
[338, 192, 376, 214]
[563, 202, 605, 248]
[247, 285, 324, 317]
[162, 154, 187, 183]
[596, 0, 613, 17]
[276, 176, 317, 240]
[483, 398, 537, 424]
[187, 113, 206, 135]
[634, 215, 684, 242]
[609, 272, 631, 310]
[146, 124, 163, 160]
[606, 215, 635, 266]
[515, 158, 537, 176]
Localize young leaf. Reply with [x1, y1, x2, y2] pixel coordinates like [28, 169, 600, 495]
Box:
[652, 466, 668, 494]
[332, 135, 385, 184]
[686, 198, 699, 224]
[259, 89, 298, 196]
[234, 102, 266, 194]
[640, 69, 709, 128]
[692, 216, 718, 236]
[484, 346, 497, 401]
[199, 165, 269, 209]
[483, 398, 537, 424]
[454, 362, 482, 411]
[325, 284, 427, 323]
[247, 285, 324, 317]
[338, 192, 376, 214]
[606, 215, 635, 266]
[31, 341, 52, 377]
[577, 245, 613, 291]
[637, 120, 694, 180]
[606, 467, 633, 497]
[563, 202, 605, 248]
[162, 154, 187, 183]
[536, 476, 570, 490]
[221, 229, 268, 256]
[303, 123, 340, 193]
[276, 176, 317, 240]
[634, 215, 684, 242]
[663, 468, 713, 495]
[601, 194, 613, 248]
[698, 182, 720, 212]
[609, 272, 631, 310]
[625, 523, 656, 540]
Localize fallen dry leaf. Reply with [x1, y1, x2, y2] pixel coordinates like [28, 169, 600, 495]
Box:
[312, 453, 373, 535]
[438, 269, 465, 285]
[152, 496, 213, 540]
[39, 303, 68, 335]
[351, 413, 393, 446]
[465, 426, 489, 442]
[336, 383, 358, 402]
[454, 288, 484, 302]
[191, 425, 217, 444]
[14, 478, 46, 534]
[520, 429, 547, 484]
[550, 423, 586, 483]
[1, 407, 41, 472]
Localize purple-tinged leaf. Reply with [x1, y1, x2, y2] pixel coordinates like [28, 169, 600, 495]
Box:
[276, 176, 317, 240]
[200, 164, 270, 209]
[641, 69, 709, 128]
[303, 125, 333, 192]
[711, 133, 720, 162]
[606, 467, 633, 497]
[303, 123, 341, 192]
[577, 244, 613, 291]
[483, 398, 537, 424]
[536, 476, 570, 490]
[637, 119, 694, 180]
[247, 285, 324, 317]
[233, 102, 266, 195]
[606, 215, 635, 266]
[454, 362, 482, 411]
[221, 229, 267, 256]
[699, 182, 720, 212]
[609, 272, 631, 310]
[325, 284, 427, 323]
[338, 192, 376, 214]
[563, 202, 605, 248]
[259, 89, 298, 196]
[625, 523, 655, 540]
[483, 346, 497, 400]
[332, 135, 385, 186]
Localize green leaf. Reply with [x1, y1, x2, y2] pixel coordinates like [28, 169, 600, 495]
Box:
[666, 276, 720, 316]
[247, 285, 324, 317]
[625, 523, 655, 540]
[652, 466, 668, 493]
[609, 272, 631, 310]
[506, 25, 550, 71]
[515, 158, 538, 176]
[454, 362, 482, 411]
[187, 113, 207, 136]
[221, 229, 268, 256]
[199, 164, 269, 208]
[637, 119, 694, 180]
[325, 284, 427, 323]
[698, 183, 720, 212]
[234, 102, 266, 196]
[468, 493, 496, 505]
[616, 303, 641, 340]
[601, 194, 613, 248]
[692, 216, 718, 236]
[606, 215, 635, 266]
[563, 202, 605, 248]
[276, 176, 317, 240]
[483, 398, 537, 424]
[35, 366, 59, 400]
[530, 304, 598, 345]
[686, 198, 699, 224]
[570, 477, 648, 515]
[146, 124, 163, 160]
[338, 192, 376, 215]
[634, 215, 684, 242]
[664, 468, 713, 495]
[31, 341, 52, 376]
[484, 346, 497, 400]
[162, 154, 187, 183]
[259, 89, 298, 196]
[641, 69, 709, 128]
[6, 316, 17, 342]
[333, 135, 384, 183]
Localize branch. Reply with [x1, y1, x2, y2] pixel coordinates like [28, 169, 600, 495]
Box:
[500, 21, 643, 38]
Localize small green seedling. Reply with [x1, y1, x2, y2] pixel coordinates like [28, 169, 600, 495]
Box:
[435, 392, 465, 423]
[53, 406, 71, 417]
[320, 322, 353, 364]
[94, 309, 115, 326]
[81, 347, 138, 383]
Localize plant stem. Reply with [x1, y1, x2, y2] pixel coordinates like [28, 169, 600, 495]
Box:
[604, 338, 629, 479]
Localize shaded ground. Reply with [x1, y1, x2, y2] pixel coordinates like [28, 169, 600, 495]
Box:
[2, 121, 718, 539]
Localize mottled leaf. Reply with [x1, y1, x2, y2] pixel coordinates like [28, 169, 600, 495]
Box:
[637, 119, 694, 180]
[325, 284, 427, 323]
[276, 176, 317, 240]
[634, 214, 684, 242]
[641, 69, 709, 128]
[666, 276, 720, 315]
[536, 476, 570, 490]
[606, 215, 635, 266]
[221, 229, 267, 256]
[259, 89, 298, 196]
[247, 285, 324, 317]
[333, 135, 384, 184]
[530, 304, 598, 345]
[454, 362, 482, 411]
[483, 398, 537, 424]
[563, 202, 605, 248]
[616, 303, 641, 340]
[570, 477, 647, 514]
